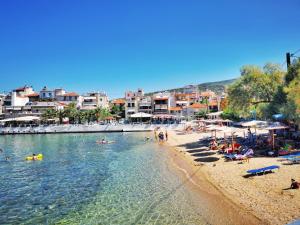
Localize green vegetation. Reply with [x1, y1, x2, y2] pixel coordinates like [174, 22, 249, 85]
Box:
[226, 59, 300, 122]
[42, 103, 112, 124]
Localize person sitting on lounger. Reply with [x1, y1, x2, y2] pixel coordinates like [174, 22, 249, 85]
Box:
[291, 179, 300, 189]
[210, 139, 218, 150]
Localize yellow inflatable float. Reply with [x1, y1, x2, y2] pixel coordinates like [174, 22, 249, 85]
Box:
[26, 154, 43, 161]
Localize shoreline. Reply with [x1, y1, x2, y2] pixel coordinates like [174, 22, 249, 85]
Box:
[163, 133, 264, 225]
[163, 129, 300, 225]
[0, 124, 183, 135]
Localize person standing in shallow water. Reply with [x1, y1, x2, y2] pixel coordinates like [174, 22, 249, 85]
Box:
[158, 132, 164, 142]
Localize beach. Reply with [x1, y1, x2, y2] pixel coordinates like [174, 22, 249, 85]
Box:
[165, 129, 300, 225]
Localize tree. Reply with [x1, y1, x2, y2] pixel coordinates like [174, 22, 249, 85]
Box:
[227, 63, 284, 118]
[285, 72, 300, 121]
[220, 108, 240, 121]
[42, 108, 57, 120]
[195, 110, 207, 119]
[285, 59, 300, 84]
[64, 103, 77, 124]
[110, 104, 121, 116]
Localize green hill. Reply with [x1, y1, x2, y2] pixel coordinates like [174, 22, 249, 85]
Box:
[146, 78, 236, 95]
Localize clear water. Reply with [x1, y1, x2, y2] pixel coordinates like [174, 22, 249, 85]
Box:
[0, 133, 206, 225]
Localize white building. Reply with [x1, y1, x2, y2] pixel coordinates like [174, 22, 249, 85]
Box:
[56, 92, 83, 108]
[39, 86, 55, 99]
[125, 89, 145, 119]
[81, 92, 109, 110]
[11, 86, 34, 107]
[138, 96, 152, 114]
[0, 94, 5, 115]
[23, 101, 64, 115]
[152, 92, 175, 114]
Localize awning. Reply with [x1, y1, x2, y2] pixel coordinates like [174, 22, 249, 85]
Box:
[0, 116, 40, 122]
[130, 112, 153, 118]
[207, 111, 223, 116]
[153, 114, 176, 119]
[241, 120, 267, 127]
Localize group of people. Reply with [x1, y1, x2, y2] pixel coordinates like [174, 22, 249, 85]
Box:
[154, 129, 168, 143]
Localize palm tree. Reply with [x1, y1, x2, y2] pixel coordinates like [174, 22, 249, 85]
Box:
[57, 109, 66, 124]
[64, 103, 77, 124]
[42, 108, 57, 120]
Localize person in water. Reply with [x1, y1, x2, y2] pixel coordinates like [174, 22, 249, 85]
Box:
[32, 153, 38, 160]
[158, 132, 164, 142]
[291, 179, 300, 189]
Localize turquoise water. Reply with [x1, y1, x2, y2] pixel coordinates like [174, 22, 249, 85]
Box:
[0, 133, 206, 225]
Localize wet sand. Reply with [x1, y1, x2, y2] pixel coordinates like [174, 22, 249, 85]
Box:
[161, 130, 300, 225]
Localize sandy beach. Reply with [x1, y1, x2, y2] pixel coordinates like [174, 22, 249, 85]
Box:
[164, 129, 300, 225]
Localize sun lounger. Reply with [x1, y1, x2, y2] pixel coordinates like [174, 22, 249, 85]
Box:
[286, 157, 300, 164]
[279, 152, 300, 159]
[247, 165, 280, 175]
[225, 148, 253, 160]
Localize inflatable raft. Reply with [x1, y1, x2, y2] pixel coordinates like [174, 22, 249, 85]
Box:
[26, 154, 43, 160]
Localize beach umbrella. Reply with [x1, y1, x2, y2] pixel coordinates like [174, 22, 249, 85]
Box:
[272, 114, 285, 120]
[206, 125, 223, 139]
[241, 120, 267, 138]
[265, 124, 289, 150]
[241, 120, 267, 128]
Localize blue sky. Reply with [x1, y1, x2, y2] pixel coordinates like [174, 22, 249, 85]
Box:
[0, 0, 300, 98]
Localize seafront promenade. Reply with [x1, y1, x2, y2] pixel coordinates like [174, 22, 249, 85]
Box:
[0, 123, 184, 135]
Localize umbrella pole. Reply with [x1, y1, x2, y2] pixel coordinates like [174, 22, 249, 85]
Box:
[272, 130, 275, 150]
[231, 132, 234, 152]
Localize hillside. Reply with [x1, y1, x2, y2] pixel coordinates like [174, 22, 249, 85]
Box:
[146, 78, 237, 95]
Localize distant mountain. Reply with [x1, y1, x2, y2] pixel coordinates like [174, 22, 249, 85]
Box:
[146, 78, 237, 95]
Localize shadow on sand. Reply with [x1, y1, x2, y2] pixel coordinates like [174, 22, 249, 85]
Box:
[194, 157, 219, 163]
[192, 152, 216, 157]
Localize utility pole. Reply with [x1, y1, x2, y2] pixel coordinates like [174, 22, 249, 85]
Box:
[286, 52, 291, 69]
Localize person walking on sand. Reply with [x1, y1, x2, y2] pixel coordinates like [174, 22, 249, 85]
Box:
[165, 130, 168, 141]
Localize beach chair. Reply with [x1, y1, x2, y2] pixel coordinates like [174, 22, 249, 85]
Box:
[247, 165, 280, 176]
[286, 157, 300, 164]
[225, 148, 253, 161]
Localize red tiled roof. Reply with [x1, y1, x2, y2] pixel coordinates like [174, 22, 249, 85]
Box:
[189, 103, 207, 109]
[62, 92, 79, 97]
[169, 107, 182, 111]
[25, 93, 39, 97]
[113, 99, 125, 104]
[14, 86, 28, 91]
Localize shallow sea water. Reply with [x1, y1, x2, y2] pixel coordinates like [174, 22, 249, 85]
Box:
[0, 133, 207, 225]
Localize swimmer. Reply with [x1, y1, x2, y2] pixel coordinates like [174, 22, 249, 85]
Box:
[32, 154, 38, 160]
